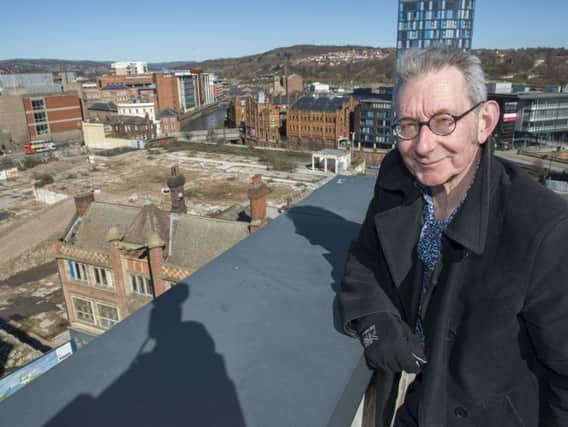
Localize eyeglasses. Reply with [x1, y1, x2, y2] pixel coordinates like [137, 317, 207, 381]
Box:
[393, 101, 484, 140]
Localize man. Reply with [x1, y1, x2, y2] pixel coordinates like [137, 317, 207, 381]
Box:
[340, 47, 568, 427]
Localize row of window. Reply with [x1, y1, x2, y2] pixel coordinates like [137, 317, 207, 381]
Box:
[31, 99, 45, 110]
[403, 29, 471, 40]
[399, 0, 474, 12]
[67, 261, 156, 297]
[399, 18, 472, 31]
[401, 9, 472, 22]
[68, 261, 114, 289]
[72, 296, 119, 329]
[289, 125, 336, 134]
[289, 115, 337, 123]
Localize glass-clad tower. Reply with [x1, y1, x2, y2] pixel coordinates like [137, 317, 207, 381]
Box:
[397, 0, 475, 54]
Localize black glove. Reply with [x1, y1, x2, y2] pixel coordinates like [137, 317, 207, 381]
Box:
[356, 312, 427, 374]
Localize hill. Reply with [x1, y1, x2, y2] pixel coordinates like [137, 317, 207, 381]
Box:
[1, 45, 566, 88]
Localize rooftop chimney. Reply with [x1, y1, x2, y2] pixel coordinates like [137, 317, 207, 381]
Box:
[74, 191, 95, 217]
[167, 165, 187, 214]
[248, 175, 269, 233]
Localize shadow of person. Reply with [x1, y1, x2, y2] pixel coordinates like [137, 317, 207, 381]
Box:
[45, 284, 245, 427]
[287, 205, 362, 334]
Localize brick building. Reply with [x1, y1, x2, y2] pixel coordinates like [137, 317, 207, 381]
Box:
[157, 108, 180, 136]
[154, 73, 180, 113]
[56, 173, 270, 340]
[286, 96, 357, 150]
[23, 92, 83, 142]
[226, 95, 247, 129]
[86, 102, 118, 121]
[243, 93, 284, 147]
[96, 74, 154, 90]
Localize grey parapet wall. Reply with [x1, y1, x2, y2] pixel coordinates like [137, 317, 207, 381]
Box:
[0, 175, 376, 427]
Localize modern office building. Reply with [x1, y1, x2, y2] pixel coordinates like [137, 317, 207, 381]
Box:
[397, 0, 475, 54]
[489, 92, 568, 148]
[352, 92, 394, 149]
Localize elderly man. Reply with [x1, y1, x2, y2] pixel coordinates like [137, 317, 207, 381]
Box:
[340, 47, 568, 427]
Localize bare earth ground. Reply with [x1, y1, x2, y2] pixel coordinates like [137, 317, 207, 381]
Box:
[0, 144, 329, 373]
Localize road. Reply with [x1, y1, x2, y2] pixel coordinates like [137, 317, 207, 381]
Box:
[0, 198, 75, 265]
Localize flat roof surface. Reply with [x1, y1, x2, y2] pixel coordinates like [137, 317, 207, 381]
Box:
[0, 175, 376, 427]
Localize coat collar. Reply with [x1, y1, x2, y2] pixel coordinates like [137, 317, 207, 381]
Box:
[374, 143, 499, 288]
[445, 142, 498, 256]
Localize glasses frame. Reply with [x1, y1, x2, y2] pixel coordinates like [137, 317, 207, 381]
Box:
[393, 101, 485, 140]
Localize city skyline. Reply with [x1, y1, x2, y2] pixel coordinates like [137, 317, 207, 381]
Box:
[1, 0, 567, 62]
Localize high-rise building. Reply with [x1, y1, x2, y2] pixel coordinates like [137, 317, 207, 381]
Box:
[397, 0, 475, 54]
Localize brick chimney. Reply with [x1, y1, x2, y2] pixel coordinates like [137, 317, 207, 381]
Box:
[74, 191, 95, 217]
[248, 174, 269, 233]
[148, 232, 167, 298]
[166, 165, 187, 214]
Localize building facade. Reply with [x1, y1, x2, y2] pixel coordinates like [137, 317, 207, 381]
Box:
[489, 92, 568, 148]
[353, 96, 394, 149]
[286, 96, 357, 150]
[176, 72, 201, 113]
[23, 92, 83, 142]
[397, 0, 475, 53]
[56, 174, 268, 339]
[154, 73, 180, 113]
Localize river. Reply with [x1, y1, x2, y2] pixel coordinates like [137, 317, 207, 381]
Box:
[182, 105, 228, 131]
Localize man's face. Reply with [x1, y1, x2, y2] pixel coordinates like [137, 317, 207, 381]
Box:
[396, 66, 483, 190]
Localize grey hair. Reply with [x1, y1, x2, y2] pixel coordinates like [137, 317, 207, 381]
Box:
[393, 47, 487, 110]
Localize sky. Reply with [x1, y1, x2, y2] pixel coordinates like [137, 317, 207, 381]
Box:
[1, 0, 567, 62]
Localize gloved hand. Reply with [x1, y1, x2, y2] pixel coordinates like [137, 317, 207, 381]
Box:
[356, 312, 427, 374]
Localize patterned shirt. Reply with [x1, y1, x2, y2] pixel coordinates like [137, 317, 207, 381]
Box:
[413, 160, 479, 347]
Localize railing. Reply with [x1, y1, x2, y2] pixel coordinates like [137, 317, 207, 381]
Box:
[0, 175, 377, 427]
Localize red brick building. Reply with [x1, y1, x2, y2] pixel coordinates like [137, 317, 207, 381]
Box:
[157, 108, 180, 136]
[96, 74, 154, 90]
[286, 96, 357, 150]
[154, 73, 180, 113]
[56, 175, 270, 339]
[23, 92, 83, 141]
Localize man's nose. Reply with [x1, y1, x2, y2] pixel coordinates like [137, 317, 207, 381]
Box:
[414, 124, 437, 157]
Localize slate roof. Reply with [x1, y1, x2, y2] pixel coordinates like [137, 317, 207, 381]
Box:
[290, 96, 346, 112]
[103, 83, 128, 90]
[167, 215, 249, 270]
[88, 102, 118, 112]
[122, 204, 170, 247]
[64, 201, 249, 271]
[69, 202, 139, 252]
[157, 108, 178, 118]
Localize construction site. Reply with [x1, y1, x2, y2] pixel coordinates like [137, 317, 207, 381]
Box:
[0, 140, 335, 374]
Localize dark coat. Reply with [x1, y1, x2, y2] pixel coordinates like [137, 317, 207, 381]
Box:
[340, 146, 568, 427]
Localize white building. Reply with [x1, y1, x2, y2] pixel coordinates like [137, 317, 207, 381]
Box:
[111, 61, 148, 76]
[310, 82, 330, 94]
[116, 99, 160, 134]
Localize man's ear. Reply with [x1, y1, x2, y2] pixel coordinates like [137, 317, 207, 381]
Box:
[477, 100, 500, 145]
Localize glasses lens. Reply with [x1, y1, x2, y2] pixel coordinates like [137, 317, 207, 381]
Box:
[395, 119, 419, 139]
[429, 113, 455, 136]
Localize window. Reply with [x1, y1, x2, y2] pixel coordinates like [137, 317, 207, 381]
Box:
[97, 303, 119, 329]
[130, 273, 153, 296]
[34, 112, 46, 122]
[68, 261, 88, 282]
[93, 267, 113, 288]
[73, 297, 95, 324]
[31, 99, 44, 110]
[36, 124, 49, 135]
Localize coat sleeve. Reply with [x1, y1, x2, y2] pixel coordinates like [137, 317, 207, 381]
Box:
[522, 217, 568, 426]
[339, 195, 402, 336]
